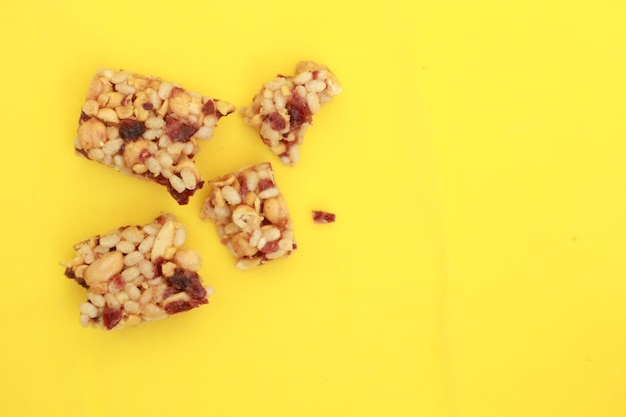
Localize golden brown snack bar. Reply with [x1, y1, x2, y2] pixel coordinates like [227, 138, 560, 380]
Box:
[200, 162, 297, 269]
[75, 69, 235, 204]
[241, 61, 341, 166]
[62, 214, 212, 330]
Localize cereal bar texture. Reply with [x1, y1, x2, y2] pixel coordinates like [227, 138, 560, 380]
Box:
[200, 162, 297, 270]
[241, 61, 342, 166]
[62, 214, 212, 330]
[75, 69, 235, 204]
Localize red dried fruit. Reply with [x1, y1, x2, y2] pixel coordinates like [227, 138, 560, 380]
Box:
[164, 300, 193, 314]
[260, 240, 279, 254]
[154, 215, 168, 225]
[168, 269, 207, 300]
[286, 94, 312, 130]
[257, 178, 275, 191]
[163, 286, 177, 300]
[266, 112, 286, 131]
[153, 256, 166, 276]
[170, 87, 184, 97]
[64, 267, 88, 288]
[164, 297, 208, 314]
[64, 268, 76, 279]
[239, 182, 249, 200]
[165, 115, 198, 142]
[312, 211, 336, 224]
[119, 119, 146, 140]
[110, 273, 124, 290]
[202, 100, 216, 115]
[138, 148, 151, 161]
[154, 174, 202, 205]
[102, 305, 122, 330]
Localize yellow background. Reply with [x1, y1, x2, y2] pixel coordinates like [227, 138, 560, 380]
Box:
[1, 0, 625, 416]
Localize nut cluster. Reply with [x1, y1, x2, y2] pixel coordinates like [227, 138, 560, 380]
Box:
[63, 214, 211, 330]
[241, 61, 342, 166]
[200, 162, 296, 269]
[75, 69, 235, 204]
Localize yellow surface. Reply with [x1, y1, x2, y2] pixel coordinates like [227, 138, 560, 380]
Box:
[1, 1, 626, 416]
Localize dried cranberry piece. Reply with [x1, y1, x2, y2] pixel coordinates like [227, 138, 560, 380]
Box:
[187, 280, 207, 300]
[102, 305, 122, 330]
[110, 273, 124, 290]
[138, 148, 151, 162]
[64, 267, 88, 288]
[257, 178, 275, 191]
[162, 286, 178, 300]
[164, 299, 209, 314]
[165, 115, 198, 142]
[239, 182, 249, 201]
[119, 119, 146, 141]
[202, 100, 216, 115]
[79, 112, 90, 123]
[260, 240, 279, 254]
[286, 94, 312, 130]
[164, 300, 193, 314]
[153, 256, 166, 277]
[154, 215, 168, 225]
[168, 272, 192, 291]
[164, 290, 209, 314]
[312, 211, 336, 224]
[168, 269, 207, 300]
[170, 87, 184, 97]
[154, 174, 199, 205]
[265, 112, 286, 131]
[167, 184, 199, 205]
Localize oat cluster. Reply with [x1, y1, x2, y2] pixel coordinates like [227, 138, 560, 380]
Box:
[63, 214, 210, 330]
[201, 162, 296, 270]
[241, 61, 342, 166]
[76, 69, 235, 204]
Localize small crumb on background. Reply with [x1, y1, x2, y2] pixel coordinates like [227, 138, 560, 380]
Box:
[312, 211, 336, 224]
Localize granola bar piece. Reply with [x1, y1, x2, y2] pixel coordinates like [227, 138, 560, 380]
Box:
[241, 61, 341, 166]
[75, 69, 235, 204]
[62, 214, 212, 330]
[200, 162, 297, 269]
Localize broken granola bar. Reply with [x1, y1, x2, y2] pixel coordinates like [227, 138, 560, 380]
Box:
[62, 214, 212, 330]
[75, 69, 235, 204]
[241, 61, 341, 166]
[200, 162, 297, 269]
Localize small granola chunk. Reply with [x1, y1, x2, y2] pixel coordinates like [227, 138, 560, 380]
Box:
[200, 162, 297, 269]
[62, 214, 212, 330]
[75, 69, 235, 204]
[241, 61, 341, 166]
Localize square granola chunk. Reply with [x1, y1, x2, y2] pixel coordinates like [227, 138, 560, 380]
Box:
[200, 162, 297, 269]
[75, 69, 235, 204]
[241, 61, 341, 166]
[62, 214, 212, 330]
